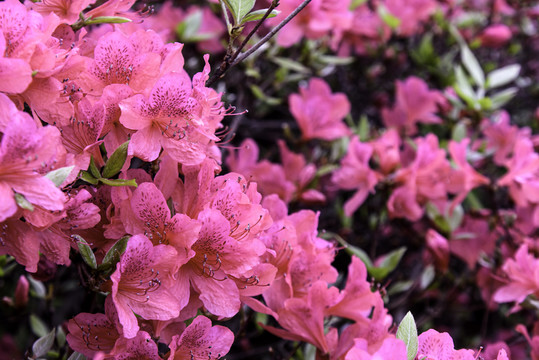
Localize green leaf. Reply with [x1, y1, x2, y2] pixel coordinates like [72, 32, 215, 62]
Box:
[73, 235, 97, 270]
[490, 87, 518, 109]
[30, 314, 49, 338]
[451, 122, 467, 142]
[56, 325, 66, 348]
[377, 5, 401, 30]
[14, 192, 34, 211]
[80, 171, 99, 185]
[370, 247, 406, 280]
[241, 8, 280, 24]
[98, 236, 129, 274]
[350, 0, 368, 10]
[461, 45, 484, 87]
[396, 312, 418, 360]
[102, 141, 129, 178]
[88, 156, 101, 179]
[358, 115, 370, 141]
[420, 264, 435, 289]
[224, 0, 256, 24]
[315, 164, 338, 177]
[32, 328, 56, 358]
[454, 66, 476, 105]
[84, 16, 132, 25]
[45, 165, 75, 187]
[331, 233, 373, 268]
[28, 276, 46, 298]
[176, 9, 203, 41]
[445, 204, 464, 233]
[99, 178, 138, 187]
[271, 57, 310, 74]
[486, 64, 520, 89]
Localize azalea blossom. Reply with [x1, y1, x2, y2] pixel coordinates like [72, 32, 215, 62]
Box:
[289, 77, 351, 141]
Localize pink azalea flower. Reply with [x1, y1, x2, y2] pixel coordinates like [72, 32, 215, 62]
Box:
[0, 110, 66, 223]
[0, 217, 42, 272]
[450, 215, 496, 270]
[25, 0, 96, 24]
[332, 136, 381, 216]
[345, 336, 407, 360]
[111, 234, 182, 338]
[384, 0, 438, 36]
[417, 329, 475, 360]
[111, 330, 160, 359]
[60, 98, 106, 172]
[446, 139, 490, 210]
[371, 128, 401, 175]
[168, 315, 234, 360]
[278, 140, 325, 203]
[119, 71, 220, 165]
[478, 24, 512, 48]
[289, 78, 351, 141]
[0, 0, 38, 93]
[79, 30, 162, 95]
[66, 296, 121, 358]
[226, 138, 295, 202]
[262, 281, 339, 354]
[382, 77, 445, 135]
[327, 257, 382, 322]
[481, 111, 524, 166]
[424, 229, 450, 272]
[497, 137, 539, 213]
[494, 245, 539, 305]
[272, 0, 352, 47]
[337, 4, 391, 56]
[388, 134, 451, 221]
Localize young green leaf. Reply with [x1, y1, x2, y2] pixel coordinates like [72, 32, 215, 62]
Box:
[176, 10, 203, 41]
[73, 235, 97, 270]
[396, 312, 418, 360]
[369, 247, 406, 280]
[80, 171, 99, 185]
[224, 0, 256, 24]
[30, 314, 49, 338]
[88, 156, 101, 179]
[490, 87, 518, 109]
[102, 141, 129, 178]
[241, 8, 280, 24]
[14, 192, 34, 211]
[84, 16, 132, 25]
[98, 236, 129, 275]
[461, 45, 484, 87]
[99, 178, 138, 187]
[45, 165, 75, 187]
[32, 328, 56, 358]
[486, 64, 520, 89]
[377, 5, 401, 29]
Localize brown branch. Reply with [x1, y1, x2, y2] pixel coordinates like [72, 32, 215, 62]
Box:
[206, 0, 312, 87]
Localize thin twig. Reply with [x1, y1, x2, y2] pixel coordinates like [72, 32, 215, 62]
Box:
[206, 0, 311, 87]
[230, 0, 280, 64]
[232, 0, 311, 66]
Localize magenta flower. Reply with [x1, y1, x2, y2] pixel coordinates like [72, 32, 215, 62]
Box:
[446, 139, 490, 210]
[80, 30, 162, 95]
[119, 71, 219, 165]
[417, 329, 475, 360]
[66, 297, 121, 358]
[111, 234, 181, 338]
[27, 0, 96, 24]
[168, 315, 234, 360]
[382, 77, 445, 135]
[289, 78, 351, 141]
[385, 0, 438, 36]
[345, 337, 407, 360]
[0, 109, 66, 223]
[494, 245, 539, 305]
[332, 136, 381, 216]
[0, 0, 36, 93]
